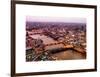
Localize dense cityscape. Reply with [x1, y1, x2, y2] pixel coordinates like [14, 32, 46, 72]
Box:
[26, 21, 86, 62]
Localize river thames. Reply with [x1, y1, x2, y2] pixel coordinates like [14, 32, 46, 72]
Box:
[30, 34, 86, 60]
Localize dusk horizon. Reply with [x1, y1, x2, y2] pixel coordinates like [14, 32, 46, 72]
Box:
[26, 16, 86, 24]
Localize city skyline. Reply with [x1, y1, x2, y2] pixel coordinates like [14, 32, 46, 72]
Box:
[26, 17, 86, 61]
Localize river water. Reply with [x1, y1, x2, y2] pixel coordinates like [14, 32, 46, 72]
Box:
[30, 34, 86, 60]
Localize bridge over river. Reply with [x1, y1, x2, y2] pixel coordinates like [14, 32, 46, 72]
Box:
[26, 34, 86, 61]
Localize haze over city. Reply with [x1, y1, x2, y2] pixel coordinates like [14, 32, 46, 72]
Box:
[26, 16, 86, 23]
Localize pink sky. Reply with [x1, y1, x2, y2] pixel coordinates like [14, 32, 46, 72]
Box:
[26, 16, 86, 23]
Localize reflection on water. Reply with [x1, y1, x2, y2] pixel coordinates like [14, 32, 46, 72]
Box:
[50, 50, 86, 60]
[29, 34, 86, 60]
